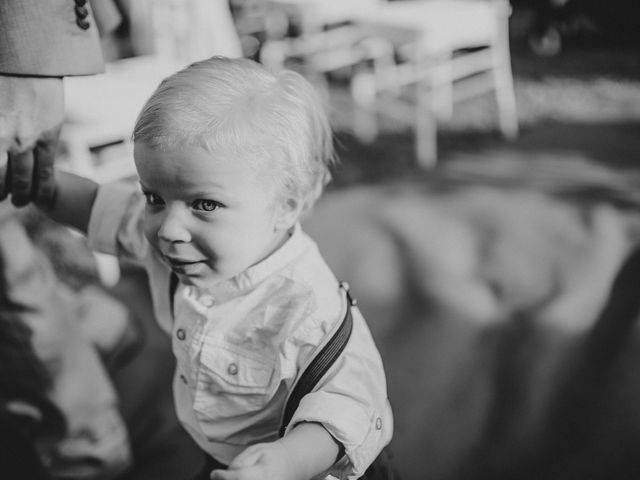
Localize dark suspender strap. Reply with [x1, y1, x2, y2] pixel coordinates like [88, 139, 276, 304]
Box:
[169, 272, 179, 317]
[278, 282, 355, 438]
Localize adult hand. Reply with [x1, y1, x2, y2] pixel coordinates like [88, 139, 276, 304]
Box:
[0, 75, 64, 207]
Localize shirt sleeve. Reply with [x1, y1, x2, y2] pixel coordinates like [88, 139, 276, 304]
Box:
[285, 306, 394, 479]
[87, 182, 149, 261]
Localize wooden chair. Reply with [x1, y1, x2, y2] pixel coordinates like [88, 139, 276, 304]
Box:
[350, 0, 519, 167]
[260, 0, 398, 146]
[260, 0, 393, 87]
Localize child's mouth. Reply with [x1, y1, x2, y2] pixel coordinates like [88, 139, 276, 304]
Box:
[166, 257, 206, 275]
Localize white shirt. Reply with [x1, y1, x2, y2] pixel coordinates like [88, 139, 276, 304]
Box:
[88, 182, 393, 478]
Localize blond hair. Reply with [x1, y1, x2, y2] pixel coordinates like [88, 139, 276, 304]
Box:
[133, 56, 336, 215]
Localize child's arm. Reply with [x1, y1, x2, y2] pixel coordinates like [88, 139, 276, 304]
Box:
[46, 170, 99, 234]
[211, 422, 340, 480]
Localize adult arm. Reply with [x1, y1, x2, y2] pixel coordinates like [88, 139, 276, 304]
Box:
[0, 0, 113, 207]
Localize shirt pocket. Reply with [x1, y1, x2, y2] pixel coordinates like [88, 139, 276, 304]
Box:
[193, 344, 275, 420]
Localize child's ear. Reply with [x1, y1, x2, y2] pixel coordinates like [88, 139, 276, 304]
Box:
[275, 196, 303, 231]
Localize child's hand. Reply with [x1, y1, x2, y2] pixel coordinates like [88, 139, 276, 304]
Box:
[210, 442, 297, 480]
[211, 423, 339, 480]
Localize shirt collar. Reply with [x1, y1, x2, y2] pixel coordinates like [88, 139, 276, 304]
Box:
[190, 223, 311, 303]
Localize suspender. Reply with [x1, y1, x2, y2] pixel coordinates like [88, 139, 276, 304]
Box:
[168, 274, 355, 438]
[279, 282, 355, 437]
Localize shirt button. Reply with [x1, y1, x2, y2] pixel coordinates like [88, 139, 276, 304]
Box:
[75, 5, 89, 19]
[200, 295, 215, 308]
[176, 328, 186, 341]
[227, 363, 238, 375]
[180, 374, 188, 384]
[76, 17, 90, 30]
[375, 417, 382, 430]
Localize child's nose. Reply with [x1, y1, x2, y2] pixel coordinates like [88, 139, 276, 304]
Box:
[157, 207, 190, 243]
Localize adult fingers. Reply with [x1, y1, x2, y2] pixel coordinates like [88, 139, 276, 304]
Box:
[9, 149, 35, 207]
[0, 151, 8, 201]
[0, 76, 64, 204]
[32, 124, 62, 208]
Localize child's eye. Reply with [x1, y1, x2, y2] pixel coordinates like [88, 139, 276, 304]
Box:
[143, 191, 164, 206]
[192, 199, 221, 212]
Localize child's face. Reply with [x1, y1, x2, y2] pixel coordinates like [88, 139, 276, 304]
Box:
[134, 142, 297, 289]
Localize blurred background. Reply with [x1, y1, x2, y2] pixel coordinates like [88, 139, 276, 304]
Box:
[9, 0, 640, 479]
